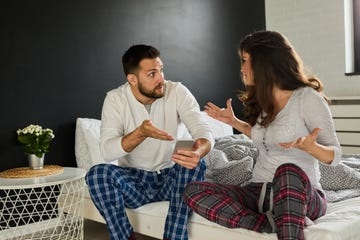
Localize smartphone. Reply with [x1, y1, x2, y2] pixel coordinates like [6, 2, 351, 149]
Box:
[173, 140, 194, 153]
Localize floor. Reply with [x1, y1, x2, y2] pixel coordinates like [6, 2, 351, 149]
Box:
[84, 219, 160, 240]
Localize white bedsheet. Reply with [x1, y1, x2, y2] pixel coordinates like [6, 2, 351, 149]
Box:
[125, 196, 360, 240]
[304, 196, 360, 240]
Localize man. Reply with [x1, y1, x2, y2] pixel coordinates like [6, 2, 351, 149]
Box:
[86, 44, 214, 240]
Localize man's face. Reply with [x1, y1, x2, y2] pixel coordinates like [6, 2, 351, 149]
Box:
[134, 57, 165, 100]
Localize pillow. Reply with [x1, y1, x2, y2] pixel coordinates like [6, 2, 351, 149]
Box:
[201, 112, 233, 139]
[181, 112, 233, 139]
[75, 118, 105, 171]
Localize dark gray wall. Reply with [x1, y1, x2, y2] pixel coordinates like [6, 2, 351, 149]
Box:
[0, 0, 265, 171]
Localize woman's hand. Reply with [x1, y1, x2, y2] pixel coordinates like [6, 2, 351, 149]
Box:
[279, 128, 320, 151]
[279, 128, 335, 164]
[205, 98, 252, 138]
[204, 98, 235, 125]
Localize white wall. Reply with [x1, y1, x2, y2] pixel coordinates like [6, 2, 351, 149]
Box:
[265, 0, 360, 98]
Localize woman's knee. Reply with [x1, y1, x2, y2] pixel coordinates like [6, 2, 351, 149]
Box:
[183, 181, 218, 202]
[274, 163, 305, 178]
[273, 163, 309, 188]
[184, 181, 201, 199]
[184, 181, 215, 205]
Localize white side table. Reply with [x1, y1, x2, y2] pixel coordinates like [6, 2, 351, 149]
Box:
[0, 167, 86, 240]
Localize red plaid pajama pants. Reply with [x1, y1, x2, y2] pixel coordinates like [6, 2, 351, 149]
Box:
[183, 163, 327, 240]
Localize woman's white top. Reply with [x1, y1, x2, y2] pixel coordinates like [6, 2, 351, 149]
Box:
[251, 87, 341, 190]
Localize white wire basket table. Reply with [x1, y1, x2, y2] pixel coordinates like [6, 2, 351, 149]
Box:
[0, 167, 86, 240]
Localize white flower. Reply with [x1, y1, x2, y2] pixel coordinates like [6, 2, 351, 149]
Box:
[17, 124, 55, 138]
[17, 124, 55, 156]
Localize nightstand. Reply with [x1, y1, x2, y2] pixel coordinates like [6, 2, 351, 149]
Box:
[0, 167, 86, 240]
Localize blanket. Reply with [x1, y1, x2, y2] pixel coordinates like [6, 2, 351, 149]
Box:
[204, 135, 360, 202]
[321, 155, 360, 202]
[205, 134, 258, 186]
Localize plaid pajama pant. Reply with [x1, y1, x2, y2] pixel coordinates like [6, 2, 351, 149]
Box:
[86, 160, 206, 240]
[184, 163, 327, 240]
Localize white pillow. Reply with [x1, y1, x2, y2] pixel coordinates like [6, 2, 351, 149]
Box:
[75, 118, 104, 171]
[201, 112, 233, 139]
[181, 112, 233, 139]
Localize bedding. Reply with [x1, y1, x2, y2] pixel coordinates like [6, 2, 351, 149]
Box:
[75, 116, 360, 240]
[319, 155, 360, 190]
[204, 134, 258, 186]
[126, 196, 360, 240]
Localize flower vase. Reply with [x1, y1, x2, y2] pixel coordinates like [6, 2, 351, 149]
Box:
[28, 154, 45, 170]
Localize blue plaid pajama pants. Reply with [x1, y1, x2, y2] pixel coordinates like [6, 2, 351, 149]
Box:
[86, 160, 206, 240]
[184, 163, 327, 240]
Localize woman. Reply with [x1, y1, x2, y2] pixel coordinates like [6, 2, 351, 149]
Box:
[183, 30, 341, 240]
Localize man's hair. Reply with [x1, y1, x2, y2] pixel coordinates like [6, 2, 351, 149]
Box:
[122, 44, 160, 76]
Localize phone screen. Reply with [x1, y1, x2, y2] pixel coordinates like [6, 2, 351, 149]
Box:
[173, 140, 194, 153]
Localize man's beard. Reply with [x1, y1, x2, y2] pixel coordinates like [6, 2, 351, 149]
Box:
[138, 82, 165, 99]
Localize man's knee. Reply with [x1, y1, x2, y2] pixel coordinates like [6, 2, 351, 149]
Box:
[85, 163, 116, 186]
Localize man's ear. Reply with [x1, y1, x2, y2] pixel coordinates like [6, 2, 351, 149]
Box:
[127, 74, 137, 86]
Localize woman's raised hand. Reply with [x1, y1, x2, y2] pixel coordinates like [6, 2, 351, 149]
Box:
[204, 98, 235, 126]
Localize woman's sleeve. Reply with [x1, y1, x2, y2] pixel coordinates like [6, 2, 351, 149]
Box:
[302, 88, 342, 166]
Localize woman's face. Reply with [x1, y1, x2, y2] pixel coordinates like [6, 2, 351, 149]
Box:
[240, 51, 254, 86]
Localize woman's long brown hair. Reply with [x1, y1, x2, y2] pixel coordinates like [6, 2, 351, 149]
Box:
[237, 30, 329, 127]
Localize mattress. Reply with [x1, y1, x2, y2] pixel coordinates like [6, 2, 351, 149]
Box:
[124, 196, 360, 240]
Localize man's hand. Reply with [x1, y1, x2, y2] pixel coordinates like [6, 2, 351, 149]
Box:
[138, 120, 174, 140]
[171, 142, 200, 169]
[122, 120, 174, 152]
[171, 138, 211, 169]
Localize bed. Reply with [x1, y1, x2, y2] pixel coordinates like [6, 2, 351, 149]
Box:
[75, 102, 360, 240]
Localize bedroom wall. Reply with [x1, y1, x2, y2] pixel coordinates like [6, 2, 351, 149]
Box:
[265, 0, 360, 98]
[0, 0, 265, 171]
